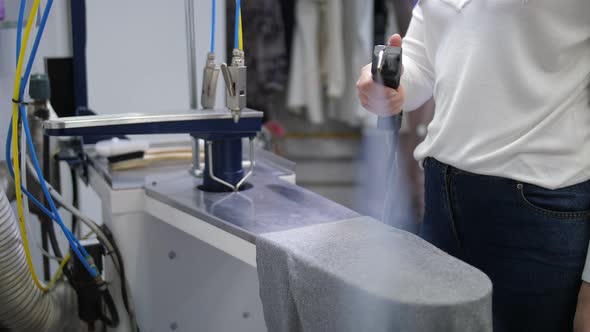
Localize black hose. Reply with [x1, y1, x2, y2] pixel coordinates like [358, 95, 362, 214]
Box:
[101, 289, 120, 328]
[70, 167, 79, 236]
[100, 225, 131, 315]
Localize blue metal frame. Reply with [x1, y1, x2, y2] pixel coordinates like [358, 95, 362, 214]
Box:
[64, 1, 260, 192]
[44, 117, 261, 138]
[45, 116, 262, 192]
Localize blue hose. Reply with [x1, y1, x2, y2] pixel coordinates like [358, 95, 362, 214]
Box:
[5, 121, 94, 272]
[16, 0, 26, 63]
[234, 0, 241, 49]
[20, 0, 53, 97]
[210, 0, 216, 53]
[19, 105, 97, 277]
[4, 127, 11, 176]
[5, 0, 26, 170]
[7, 0, 98, 278]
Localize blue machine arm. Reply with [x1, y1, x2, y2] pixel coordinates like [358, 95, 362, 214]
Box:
[43, 109, 263, 192]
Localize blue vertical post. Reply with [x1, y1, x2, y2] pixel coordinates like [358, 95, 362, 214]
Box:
[70, 0, 88, 110]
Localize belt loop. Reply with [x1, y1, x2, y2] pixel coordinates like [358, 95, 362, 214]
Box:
[443, 163, 467, 260]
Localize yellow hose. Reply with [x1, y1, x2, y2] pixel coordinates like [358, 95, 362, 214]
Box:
[11, 0, 49, 293]
[238, 8, 243, 51]
[46, 255, 70, 290]
[45, 231, 93, 290]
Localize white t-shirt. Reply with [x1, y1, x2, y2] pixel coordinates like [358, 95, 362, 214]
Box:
[401, 0, 590, 277]
[403, 0, 590, 190]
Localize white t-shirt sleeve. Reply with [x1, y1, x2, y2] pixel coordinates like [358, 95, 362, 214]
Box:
[401, 6, 435, 112]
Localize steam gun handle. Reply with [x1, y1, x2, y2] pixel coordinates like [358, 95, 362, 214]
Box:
[371, 45, 403, 133]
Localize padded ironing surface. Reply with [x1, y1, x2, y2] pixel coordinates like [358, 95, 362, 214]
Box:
[256, 216, 492, 332]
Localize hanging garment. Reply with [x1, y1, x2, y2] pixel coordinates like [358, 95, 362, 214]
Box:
[280, 0, 296, 60]
[385, 1, 400, 41]
[227, 0, 289, 119]
[387, 0, 413, 37]
[287, 0, 346, 125]
[385, 0, 416, 133]
[334, 0, 375, 126]
[374, 0, 388, 45]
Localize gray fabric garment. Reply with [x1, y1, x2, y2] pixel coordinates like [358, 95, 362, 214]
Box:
[256, 217, 492, 332]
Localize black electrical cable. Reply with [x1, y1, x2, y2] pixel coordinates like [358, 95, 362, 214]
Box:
[29, 156, 132, 328]
[25, 155, 130, 328]
[100, 225, 131, 315]
[101, 289, 120, 328]
[70, 167, 79, 236]
[41, 134, 51, 280]
[40, 217, 51, 280]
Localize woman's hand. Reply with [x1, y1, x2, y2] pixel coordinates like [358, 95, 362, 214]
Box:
[356, 34, 405, 117]
[575, 282, 590, 332]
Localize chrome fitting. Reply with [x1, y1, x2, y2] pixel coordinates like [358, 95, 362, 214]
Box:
[201, 52, 220, 109]
[220, 49, 247, 123]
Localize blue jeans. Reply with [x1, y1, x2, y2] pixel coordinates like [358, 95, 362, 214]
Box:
[421, 158, 590, 332]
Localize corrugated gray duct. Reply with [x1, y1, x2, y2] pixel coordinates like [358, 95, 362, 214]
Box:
[0, 186, 61, 332]
[0, 162, 14, 202]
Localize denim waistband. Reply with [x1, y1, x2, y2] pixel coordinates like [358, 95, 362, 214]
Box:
[423, 157, 476, 176]
[423, 157, 518, 184]
[423, 157, 590, 190]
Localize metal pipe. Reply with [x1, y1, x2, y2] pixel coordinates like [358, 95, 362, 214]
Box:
[189, 137, 203, 177]
[0, 161, 15, 202]
[185, 0, 203, 177]
[184, 0, 198, 110]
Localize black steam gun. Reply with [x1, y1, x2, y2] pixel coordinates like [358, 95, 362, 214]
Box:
[371, 45, 403, 131]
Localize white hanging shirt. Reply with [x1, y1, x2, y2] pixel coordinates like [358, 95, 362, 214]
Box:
[287, 0, 346, 125]
[402, 0, 590, 190]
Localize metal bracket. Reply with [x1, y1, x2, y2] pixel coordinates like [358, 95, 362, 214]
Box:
[206, 139, 255, 192]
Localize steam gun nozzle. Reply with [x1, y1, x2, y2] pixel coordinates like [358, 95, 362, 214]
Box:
[221, 49, 247, 123]
[201, 53, 220, 109]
